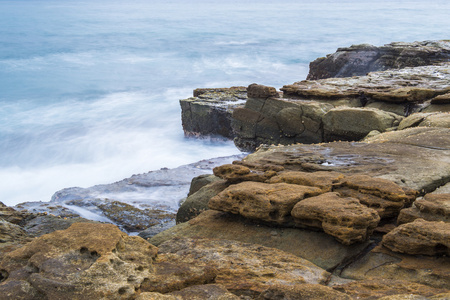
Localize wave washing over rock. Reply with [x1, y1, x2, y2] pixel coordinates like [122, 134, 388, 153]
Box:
[1, 40, 450, 299]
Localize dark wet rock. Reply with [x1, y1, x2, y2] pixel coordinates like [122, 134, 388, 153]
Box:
[180, 87, 247, 138]
[307, 40, 450, 80]
[381, 219, 450, 256]
[187, 174, 222, 196]
[333, 279, 449, 300]
[176, 180, 228, 224]
[149, 210, 371, 271]
[16, 155, 244, 235]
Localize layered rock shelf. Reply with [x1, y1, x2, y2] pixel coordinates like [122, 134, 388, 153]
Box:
[2, 40, 450, 299]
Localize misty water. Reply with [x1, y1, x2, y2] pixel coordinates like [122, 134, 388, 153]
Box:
[1, 0, 449, 206]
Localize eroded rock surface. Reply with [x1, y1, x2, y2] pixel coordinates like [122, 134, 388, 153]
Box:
[209, 181, 322, 225]
[307, 40, 450, 80]
[398, 193, 450, 224]
[180, 87, 247, 138]
[291, 192, 380, 245]
[157, 237, 330, 297]
[0, 223, 158, 299]
[381, 219, 450, 256]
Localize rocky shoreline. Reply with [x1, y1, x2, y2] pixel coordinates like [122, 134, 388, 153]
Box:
[1, 40, 449, 299]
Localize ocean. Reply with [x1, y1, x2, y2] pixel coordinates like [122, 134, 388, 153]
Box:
[0, 0, 449, 206]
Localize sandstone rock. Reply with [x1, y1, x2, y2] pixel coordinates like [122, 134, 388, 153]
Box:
[213, 163, 279, 183]
[431, 92, 450, 104]
[188, 174, 222, 196]
[257, 284, 352, 300]
[382, 219, 450, 256]
[398, 193, 450, 224]
[268, 171, 345, 192]
[149, 210, 370, 271]
[334, 175, 416, 218]
[180, 87, 247, 138]
[333, 279, 449, 300]
[157, 237, 329, 297]
[422, 103, 450, 113]
[176, 180, 228, 223]
[242, 127, 450, 193]
[232, 95, 333, 151]
[21, 215, 99, 238]
[339, 245, 450, 289]
[139, 260, 216, 294]
[282, 63, 450, 104]
[291, 192, 380, 245]
[323, 107, 403, 141]
[247, 83, 279, 98]
[209, 181, 322, 225]
[307, 40, 450, 80]
[399, 112, 450, 130]
[137, 284, 240, 300]
[0, 223, 158, 299]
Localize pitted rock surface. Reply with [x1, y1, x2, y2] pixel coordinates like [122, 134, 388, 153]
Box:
[0, 223, 158, 299]
[382, 219, 450, 256]
[157, 237, 329, 297]
[209, 181, 322, 225]
[291, 192, 380, 245]
[398, 193, 450, 224]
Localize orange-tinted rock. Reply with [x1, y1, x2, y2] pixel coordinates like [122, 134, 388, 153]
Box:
[291, 192, 380, 245]
[398, 193, 450, 224]
[157, 237, 329, 297]
[209, 181, 322, 225]
[268, 171, 345, 192]
[333, 279, 449, 299]
[213, 164, 278, 183]
[257, 284, 352, 300]
[382, 219, 450, 256]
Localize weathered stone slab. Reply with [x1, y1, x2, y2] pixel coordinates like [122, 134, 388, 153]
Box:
[268, 171, 345, 192]
[323, 107, 403, 141]
[382, 219, 450, 256]
[156, 237, 329, 297]
[137, 284, 240, 300]
[398, 193, 450, 224]
[149, 210, 370, 271]
[307, 40, 450, 80]
[291, 192, 380, 245]
[257, 284, 352, 300]
[209, 181, 322, 225]
[180, 87, 247, 138]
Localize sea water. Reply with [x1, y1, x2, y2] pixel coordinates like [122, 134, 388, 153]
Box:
[0, 0, 449, 206]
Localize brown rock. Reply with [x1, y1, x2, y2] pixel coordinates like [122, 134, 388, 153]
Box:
[149, 210, 370, 271]
[307, 40, 450, 80]
[209, 181, 322, 225]
[382, 219, 450, 256]
[398, 193, 450, 224]
[399, 112, 450, 130]
[137, 284, 241, 300]
[431, 92, 450, 104]
[335, 174, 416, 218]
[257, 284, 352, 300]
[268, 171, 345, 192]
[291, 192, 380, 245]
[334, 279, 449, 300]
[322, 107, 403, 142]
[157, 237, 329, 297]
[0, 223, 158, 299]
[213, 163, 280, 183]
[247, 83, 279, 99]
[340, 245, 450, 289]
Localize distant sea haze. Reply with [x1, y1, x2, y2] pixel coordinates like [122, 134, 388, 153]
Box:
[0, 0, 449, 205]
